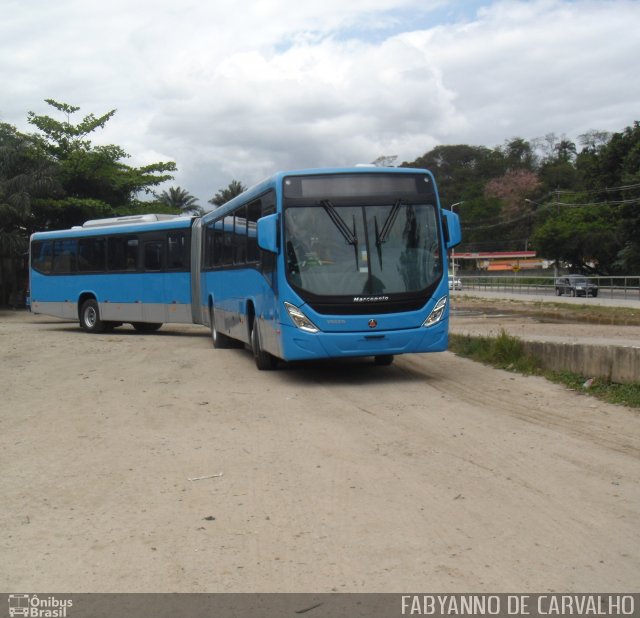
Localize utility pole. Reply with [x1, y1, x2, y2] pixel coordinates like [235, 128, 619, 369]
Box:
[449, 202, 463, 283]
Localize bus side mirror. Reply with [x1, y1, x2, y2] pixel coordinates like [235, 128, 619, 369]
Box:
[257, 213, 279, 254]
[442, 210, 462, 249]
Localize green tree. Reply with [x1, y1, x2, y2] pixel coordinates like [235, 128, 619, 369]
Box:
[605, 123, 640, 272]
[500, 137, 537, 171]
[575, 122, 640, 272]
[451, 195, 503, 253]
[208, 179, 246, 208]
[157, 186, 203, 215]
[0, 123, 61, 250]
[0, 123, 63, 304]
[531, 204, 618, 273]
[27, 100, 117, 159]
[26, 99, 177, 230]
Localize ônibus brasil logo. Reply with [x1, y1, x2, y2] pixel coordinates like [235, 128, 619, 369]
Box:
[8, 595, 72, 618]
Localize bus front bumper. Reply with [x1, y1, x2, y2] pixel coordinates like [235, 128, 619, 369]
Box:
[279, 320, 449, 361]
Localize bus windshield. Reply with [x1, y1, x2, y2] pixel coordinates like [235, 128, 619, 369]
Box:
[284, 201, 442, 297]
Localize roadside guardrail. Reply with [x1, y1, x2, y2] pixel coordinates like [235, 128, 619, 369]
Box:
[457, 275, 640, 300]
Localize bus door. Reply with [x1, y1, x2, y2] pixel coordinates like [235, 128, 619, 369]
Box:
[103, 235, 143, 322]
[254, 196, 280, 356]
[165, 230, 192, 323]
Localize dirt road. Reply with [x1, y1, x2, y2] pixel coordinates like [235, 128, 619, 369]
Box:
[1, 310, 638, 592]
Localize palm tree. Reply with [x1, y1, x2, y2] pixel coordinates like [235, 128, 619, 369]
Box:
[554, 139, 577, 163]
[0, 124, 61, 304]
[1, 125, 60, 238]
[157, 186, 203, 215]
[208, 179, 246, 208]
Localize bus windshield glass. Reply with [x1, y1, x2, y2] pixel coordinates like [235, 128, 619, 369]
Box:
[284, 200, 442, 297]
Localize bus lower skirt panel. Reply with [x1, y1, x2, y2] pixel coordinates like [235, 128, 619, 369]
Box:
[31, 301, 193, 325]
[101, 302, 193, 324]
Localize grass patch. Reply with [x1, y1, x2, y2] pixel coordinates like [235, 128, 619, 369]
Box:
[449, 331, 640, 409]
[546, 372, 640, 408]
[450, 330, 541, 373]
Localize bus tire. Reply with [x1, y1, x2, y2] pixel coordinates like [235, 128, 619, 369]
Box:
[251, 323, 277, 370]
[132, 322, 163, 332]
[374, 354, 394, 366]
[80, 299, 106, 333]
[210, 308, 233, 349]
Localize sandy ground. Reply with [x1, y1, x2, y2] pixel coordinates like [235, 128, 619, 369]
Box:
[1, 309, 639, 592]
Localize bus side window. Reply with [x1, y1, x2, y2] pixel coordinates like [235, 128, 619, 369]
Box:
[246, 199, 261, 263]
[32, 241, 53, 274]
[144, 241, 164, 271]
[108, 236, 139, 271]
[260, 191, 277, 275]
[261, 191, 276, 216]
[167, 232, 187, 270]
[78, 237, 106, 272]
[203, 223, 215, 269]
[222, 217, 233, 266]
[52, 239, 77, 273]
[233, 205, 247, 264]
[212, 220, 224, 267]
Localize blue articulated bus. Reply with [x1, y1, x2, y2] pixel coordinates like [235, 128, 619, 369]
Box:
[29, 167, 461, 369]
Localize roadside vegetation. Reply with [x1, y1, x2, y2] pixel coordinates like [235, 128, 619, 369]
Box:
[449, 331, 640, 409]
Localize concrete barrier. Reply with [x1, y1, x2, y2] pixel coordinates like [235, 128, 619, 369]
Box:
[522, 341, 640, 384]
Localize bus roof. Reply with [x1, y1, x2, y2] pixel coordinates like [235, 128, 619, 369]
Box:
[201, 166, 431, 224]
[81, 213, 184, 228]
[31, 214, 195, 240]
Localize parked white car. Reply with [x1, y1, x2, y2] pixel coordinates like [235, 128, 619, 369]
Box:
[448, 275, 462, 290]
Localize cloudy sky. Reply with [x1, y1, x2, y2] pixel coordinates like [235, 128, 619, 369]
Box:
[1, 0, 638, 207]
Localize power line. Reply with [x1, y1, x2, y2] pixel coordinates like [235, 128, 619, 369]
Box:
[461, 196, 639, 231]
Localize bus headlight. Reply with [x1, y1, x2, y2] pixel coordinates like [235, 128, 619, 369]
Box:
[284, 302, 319, 333]
[422, 296, 447, 327]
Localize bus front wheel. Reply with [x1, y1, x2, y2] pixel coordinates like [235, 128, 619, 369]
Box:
[80, 299, 106, 333]
[251, 324, 277, 370]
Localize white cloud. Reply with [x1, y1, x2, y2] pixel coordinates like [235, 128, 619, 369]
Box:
[421, 0, 640, 145]
[1, 0, 638, 205]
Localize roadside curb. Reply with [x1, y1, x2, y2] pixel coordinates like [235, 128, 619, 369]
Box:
[521, 340, 640, 385]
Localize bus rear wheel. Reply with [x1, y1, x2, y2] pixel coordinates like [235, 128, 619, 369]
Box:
[374, 354, 394, 366]
[80, 299, 106, 333]
[210, 308, 234, 348]
[251, 324, 277, 370]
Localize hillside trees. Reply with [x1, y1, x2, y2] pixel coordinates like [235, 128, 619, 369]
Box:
[484, 169, 541, 251]
[530, 123, 639, 273]
[403, 124, 639, 273]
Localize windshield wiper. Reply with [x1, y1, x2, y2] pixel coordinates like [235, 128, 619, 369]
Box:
[374, 199, 403, 270]
[320, 200, 359, 269]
